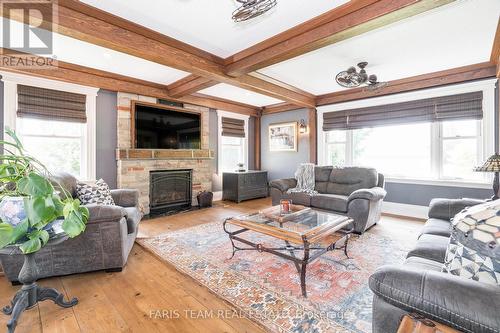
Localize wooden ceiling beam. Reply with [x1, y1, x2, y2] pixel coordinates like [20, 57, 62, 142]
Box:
[225, 0, 455, 77]
[262, 102, 303, 114]
[167, 75, 218, 98]
[4, 1, 314, 107]
[316, 62, 497, 106]
[0, 51, 261, 116]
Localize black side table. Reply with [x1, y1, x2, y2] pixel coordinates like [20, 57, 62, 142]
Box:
[1, 222, 78, 333]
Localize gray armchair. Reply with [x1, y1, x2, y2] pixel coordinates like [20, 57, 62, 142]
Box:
[369, 197, 500, 333]
[270, 166, 386, 233]
[0, 173, 142, 283]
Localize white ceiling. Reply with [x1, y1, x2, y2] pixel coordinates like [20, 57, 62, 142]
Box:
[80, 0, 349, 58]
[199, 83, 283, 106]
[0, 18, 190, 85]
[259, 0, 500, 95]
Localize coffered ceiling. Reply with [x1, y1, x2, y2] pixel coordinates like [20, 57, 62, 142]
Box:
[0, 0, 499, 110]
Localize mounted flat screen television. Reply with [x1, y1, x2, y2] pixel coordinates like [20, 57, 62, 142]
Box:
[134, 103, 201, 149]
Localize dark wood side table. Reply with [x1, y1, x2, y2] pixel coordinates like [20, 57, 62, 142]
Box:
[1, 221, 78, 333]
[222, 170, 268, 203]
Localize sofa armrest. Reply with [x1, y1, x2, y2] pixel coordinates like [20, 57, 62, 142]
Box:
[369, 265, 500, 333]
[110, 189, 140, 208]
[348, 187, 387, 202]
[86, 204, 126, 224]
[428, 198, 484, 220]
[269, 178, 297, 193]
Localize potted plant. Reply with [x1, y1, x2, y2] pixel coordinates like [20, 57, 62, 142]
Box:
[0, 127, 89, 253]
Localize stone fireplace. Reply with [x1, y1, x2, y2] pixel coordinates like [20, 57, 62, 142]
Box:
[149, 169, 192, 215]
[116, 93, 214, 215]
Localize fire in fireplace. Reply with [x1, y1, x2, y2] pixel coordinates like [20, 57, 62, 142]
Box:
[149, 169, 192, 215]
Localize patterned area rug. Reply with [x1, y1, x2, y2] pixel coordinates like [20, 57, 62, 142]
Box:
[137, 221, 410, 333]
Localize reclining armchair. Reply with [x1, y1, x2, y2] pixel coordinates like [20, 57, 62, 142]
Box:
[0, 173, 142, 283]
[269, 166, 386, 234]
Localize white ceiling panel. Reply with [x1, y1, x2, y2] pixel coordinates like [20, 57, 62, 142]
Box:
[80, 0, 349, 58]
[199, 83, 283, 107]
[259, 0, 500, 95]
[1, 18, 190, 85]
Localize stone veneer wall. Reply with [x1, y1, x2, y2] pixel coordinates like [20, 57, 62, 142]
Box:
[116, 92, 213, 214]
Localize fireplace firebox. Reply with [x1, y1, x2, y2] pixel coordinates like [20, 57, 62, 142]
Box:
[149, 169, 192, 215]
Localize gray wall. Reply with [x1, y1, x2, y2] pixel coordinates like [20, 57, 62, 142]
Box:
[261, 109, 310, 180]
[96, 89, 117, 189]
[0, 81, 3, 154]
[385, 182, 491, 206]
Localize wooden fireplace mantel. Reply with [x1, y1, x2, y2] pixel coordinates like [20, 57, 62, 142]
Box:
[116, 149, 215, 160]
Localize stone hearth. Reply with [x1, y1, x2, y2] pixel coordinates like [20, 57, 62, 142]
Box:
[116, 93, 213, 214]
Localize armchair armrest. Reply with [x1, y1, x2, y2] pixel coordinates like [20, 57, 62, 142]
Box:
[110, 189, 140, 208]
[369, 265, 500, 333]
[428, 198, 484, 220]
[86, 204, 126, 224]
[348, 187, 387, 202]
[269, 178, 297, 193]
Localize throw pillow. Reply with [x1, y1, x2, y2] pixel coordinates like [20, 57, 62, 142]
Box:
[442, 199, 500, 285]
[76, 179, 115, 206]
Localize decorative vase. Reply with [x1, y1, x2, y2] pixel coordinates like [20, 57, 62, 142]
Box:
[0, 197, 26, 227]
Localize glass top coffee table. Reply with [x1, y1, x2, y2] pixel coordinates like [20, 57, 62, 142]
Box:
[223, 205, 354, 297]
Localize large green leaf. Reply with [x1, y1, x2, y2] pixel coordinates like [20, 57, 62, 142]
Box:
[28, 229, 50, 246]
[62, 210, 86, 238]
[19, 238, 41, 254]
[11, 219, 28, 243]
[0, 223, 14, 249]
[17, 173, 53, 197]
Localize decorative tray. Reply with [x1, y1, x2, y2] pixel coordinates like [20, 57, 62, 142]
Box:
[261, 204, 311, 223]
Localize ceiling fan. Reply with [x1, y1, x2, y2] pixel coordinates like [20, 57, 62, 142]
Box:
[335, 62, 387, 90]
[232, 0, 277, 22]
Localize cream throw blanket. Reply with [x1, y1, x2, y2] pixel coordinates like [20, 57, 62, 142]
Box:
[287, 163, 318, 194]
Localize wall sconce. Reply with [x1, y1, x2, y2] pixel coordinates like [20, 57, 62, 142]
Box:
[299, 119, 307, 134]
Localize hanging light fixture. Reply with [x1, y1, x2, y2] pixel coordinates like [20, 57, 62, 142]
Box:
[232, 0, 277, 22]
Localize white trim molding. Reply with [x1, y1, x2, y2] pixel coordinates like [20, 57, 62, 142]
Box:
[0, 71, 99, 180]
[217, 110, 250, 176]
[382, 201, 429, 220]
[317, 78, 498, 187]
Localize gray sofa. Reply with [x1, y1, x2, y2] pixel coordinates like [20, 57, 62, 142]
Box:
[269, 166, 386, 234]
[369, 198, 500, 333]
[0, 173, 142, 283]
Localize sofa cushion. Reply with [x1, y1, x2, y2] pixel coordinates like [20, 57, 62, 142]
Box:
[281, 192, 312, 206]
[419, 218, 452, 238]
[406, 234, 450, 263]
[310, 194, 348, 213]
[404, 256, 444, 272]
[50, 172, 78, 198]
[123, 207, 141, 234]
[326, 167, 378, 196]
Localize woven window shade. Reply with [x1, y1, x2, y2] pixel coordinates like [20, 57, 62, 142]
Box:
[323, 91, 483, 131]
[17, 85, 87, 123]
[221, 117, 245, 138]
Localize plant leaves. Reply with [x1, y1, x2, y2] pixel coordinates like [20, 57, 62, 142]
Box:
[0, 223, 14, 249]
[11, 219, 28, 243]
[19, 238, 41, 254]
[62, 210, 86, 238]
[17, 173, 53, 197]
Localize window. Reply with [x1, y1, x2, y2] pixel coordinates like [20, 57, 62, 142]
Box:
[16, 117, 87, 179]
[324, 120, 485, 183]
[220, 136, 245, 172]
[217, 111, 249, 174]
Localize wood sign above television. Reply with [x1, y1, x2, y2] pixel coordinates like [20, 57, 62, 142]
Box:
[131, 101, 203, 149]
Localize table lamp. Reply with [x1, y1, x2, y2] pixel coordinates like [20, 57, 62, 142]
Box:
[474, 154, 500, 199]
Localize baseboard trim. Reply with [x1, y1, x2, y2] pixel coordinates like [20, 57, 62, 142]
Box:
[382, 201, 428, 220]
[213, 191, 223, 201]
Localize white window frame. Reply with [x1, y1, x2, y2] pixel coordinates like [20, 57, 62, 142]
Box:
[317, 78, 497, 188]
[217, 110, 249, 175]
[1, 71, 99, 180]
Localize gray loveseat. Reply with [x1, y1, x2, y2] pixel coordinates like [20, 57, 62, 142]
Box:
[0, 173, 142, 283]
[269, 166, 386, 234]
[369, 198, 500, 333]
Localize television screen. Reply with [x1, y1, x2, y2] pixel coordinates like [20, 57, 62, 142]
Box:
[135, 104, 201, 149]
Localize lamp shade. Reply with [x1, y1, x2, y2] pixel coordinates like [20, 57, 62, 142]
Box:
[474, 154, 500, 172]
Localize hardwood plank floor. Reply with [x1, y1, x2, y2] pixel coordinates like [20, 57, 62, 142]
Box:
[0, 198, 423, 332]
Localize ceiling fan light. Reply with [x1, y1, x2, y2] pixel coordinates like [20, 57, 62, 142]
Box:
[232, 0, 277, 22]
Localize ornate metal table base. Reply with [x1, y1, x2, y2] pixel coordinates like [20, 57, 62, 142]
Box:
[223, 219, 351, 297]
[2, 253, 78, 333]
